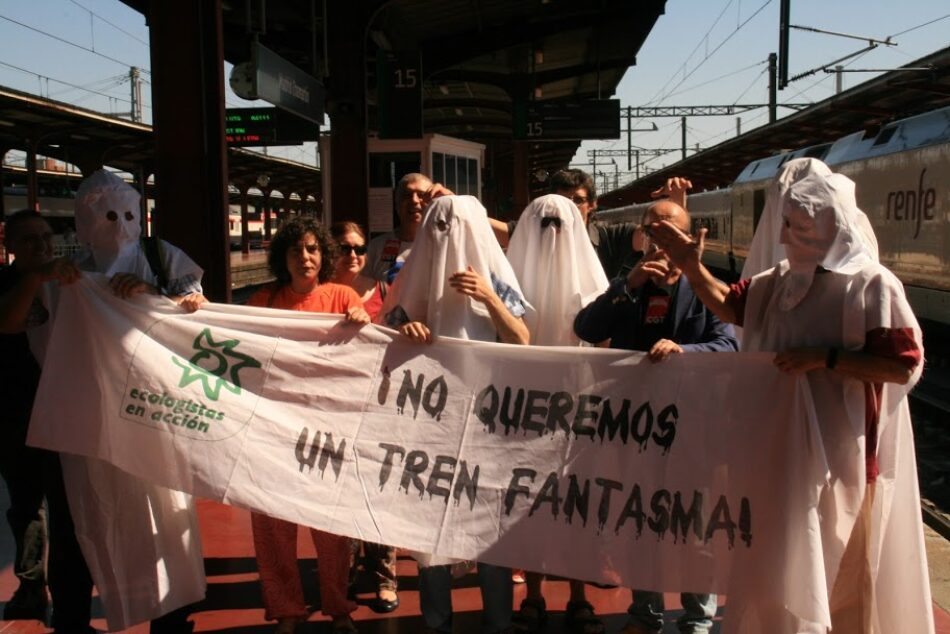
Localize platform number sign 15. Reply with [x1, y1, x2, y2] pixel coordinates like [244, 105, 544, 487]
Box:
[378, 51, 423, 139]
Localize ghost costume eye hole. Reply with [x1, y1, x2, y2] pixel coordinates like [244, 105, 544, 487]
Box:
[124, 211, 134, 221]
[785, 219, 791, 228]
[106, 210, 118, 222]
[436, 219, 448, 232]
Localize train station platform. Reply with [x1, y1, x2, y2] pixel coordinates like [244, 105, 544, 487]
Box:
[0, 494, 948, 633]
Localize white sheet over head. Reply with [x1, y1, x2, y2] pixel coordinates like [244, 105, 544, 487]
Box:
[776, 169, 877, 311]
[741, 158, 878, 289]
[507, 194, 608, 346]
[75, 169, 142, 274]
[379, 195, 527, 343]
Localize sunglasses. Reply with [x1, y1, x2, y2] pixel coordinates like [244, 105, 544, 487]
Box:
[339, 244, 367, 256]
[570, 195, 589, 205]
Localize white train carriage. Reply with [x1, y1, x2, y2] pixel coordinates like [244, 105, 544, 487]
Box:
[598, 105, 950, 324]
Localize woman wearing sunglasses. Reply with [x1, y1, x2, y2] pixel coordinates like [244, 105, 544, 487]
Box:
[331, 222, 388, 321]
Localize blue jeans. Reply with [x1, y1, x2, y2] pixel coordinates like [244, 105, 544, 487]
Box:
[626, 591, 716, 633]
[419, 563, 512, 633]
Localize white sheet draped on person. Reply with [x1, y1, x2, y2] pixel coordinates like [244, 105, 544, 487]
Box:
[377, 194, 526, 568]
[506, 194, 608, 346]
[29, 169, 206, 630]
[379, 195, 528, 344]
[741, 157, 879, 283]
[728, 167, 933, 633]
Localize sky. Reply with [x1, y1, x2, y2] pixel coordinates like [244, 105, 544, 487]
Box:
[0, 0, 947, 190]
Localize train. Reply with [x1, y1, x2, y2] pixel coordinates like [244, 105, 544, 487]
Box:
[3, 189, 270, 254]
[595, 105, 950, 326]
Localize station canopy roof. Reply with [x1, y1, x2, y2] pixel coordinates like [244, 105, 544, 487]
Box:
[0, 86, 319, 198]
[599, 45, 950, 207]
[120, 0, 667, 180]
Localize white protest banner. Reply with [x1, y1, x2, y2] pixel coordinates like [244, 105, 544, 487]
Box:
[29, 277, 840, 631]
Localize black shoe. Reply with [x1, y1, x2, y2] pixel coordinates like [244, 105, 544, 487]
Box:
[371, 590, 399, 614]
[3, 582, 48, 621]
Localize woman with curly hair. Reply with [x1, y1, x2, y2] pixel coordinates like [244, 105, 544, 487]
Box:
[248, 217, 369, 634]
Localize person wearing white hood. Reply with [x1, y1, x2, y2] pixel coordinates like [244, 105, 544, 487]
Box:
[26, 169, 208, 634]
[503, 193, 611, 633]
[648, 163, 932, 633]
[73, 169, 206, 311]
[378, 195, 529, 633]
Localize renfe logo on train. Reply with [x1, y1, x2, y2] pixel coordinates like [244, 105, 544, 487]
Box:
[886, 168, 936, 239]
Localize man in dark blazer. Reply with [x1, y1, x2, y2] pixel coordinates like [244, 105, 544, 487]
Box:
[573, 200, 735, 634]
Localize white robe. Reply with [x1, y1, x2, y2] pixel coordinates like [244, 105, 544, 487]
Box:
[727, 162, 931, 633]
[30, 243, 207, 631]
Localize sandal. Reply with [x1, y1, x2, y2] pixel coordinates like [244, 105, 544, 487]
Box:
[505, 596, 547, 632]
[564, 600, 605, 634]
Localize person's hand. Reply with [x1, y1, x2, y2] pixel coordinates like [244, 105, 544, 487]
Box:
[344, 305, 371, 325]
[626, 248, 671, 290]
[632, 225, 645, 253]
[449, 266, 494, 304]
[39, 257, 81, 285]
[424, 183, 454, 204]
[648, 221, 704, 272]
[399, 320, 432, 344]
[109, 273, 153, 299]
[176, 292, 207, 313]
[648, 339, 683, 362]
[773, 348, 826, 374]
[651, 177, 692, 207]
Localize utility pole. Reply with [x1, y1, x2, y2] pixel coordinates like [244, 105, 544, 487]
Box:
[779, 0, 790, 89]
[768, 53, 777, 123]
[591, 149, 597, 178]
[835, 64, 844, 93]
[680, 116, 686, 160]
[129, 66, 143, 122]
[626, 107, 632, 170]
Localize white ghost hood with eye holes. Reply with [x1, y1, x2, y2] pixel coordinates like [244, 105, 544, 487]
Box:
[75, 169, 142, 274]
[507, 193, 608, 346]
[379, 195, 528, 342]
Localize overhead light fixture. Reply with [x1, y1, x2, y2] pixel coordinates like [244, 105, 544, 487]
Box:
[534, 50, 544, 65]
[71, 133, 91, 140]
[0, 119, 16, 127]
[534, 87, 543, 99]
[257, 174, 271, 188]
[370, 29, 392, 51]
[454, 107, 464, 116]
[439, 84, 450, 95]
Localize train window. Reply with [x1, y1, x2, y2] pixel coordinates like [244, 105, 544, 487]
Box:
[873, 127, 897, 146]
[467, 158, 478, 197]
[752, 188, 766, 231]
[433, 152, 444, 183]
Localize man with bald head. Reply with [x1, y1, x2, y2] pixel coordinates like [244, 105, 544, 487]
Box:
[573, 200, 734, 634]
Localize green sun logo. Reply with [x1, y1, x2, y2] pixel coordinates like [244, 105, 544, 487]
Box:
[172, 328, 262, 401]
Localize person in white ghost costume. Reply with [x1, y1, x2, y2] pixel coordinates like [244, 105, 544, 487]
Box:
[649, 161, 932, 633]
[28, 169, 208, 632]
[379, 195, 529, 634]
[503, 193, 611, 633]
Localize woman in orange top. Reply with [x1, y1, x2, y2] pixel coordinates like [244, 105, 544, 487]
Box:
[248, 217, 369, 634]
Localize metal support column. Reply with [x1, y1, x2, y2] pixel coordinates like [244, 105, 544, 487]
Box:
[147, 0, 231, 301]
[326, 2, 368, 228]
[239, 186, 250, 254]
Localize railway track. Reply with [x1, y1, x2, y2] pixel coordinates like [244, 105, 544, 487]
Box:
[911, 374, 950, 540]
